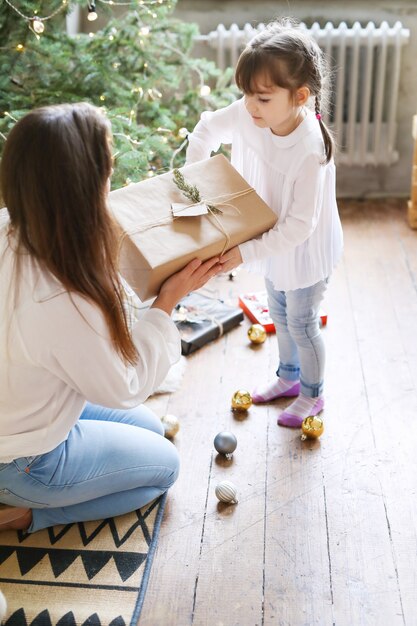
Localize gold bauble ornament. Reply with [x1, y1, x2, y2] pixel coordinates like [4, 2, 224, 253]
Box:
[247, 323, 267, 344]
[231, 390, 252, 411]
[215, 480, 238, 504]
[160, 414, 180, 439]
[300, 416, 324, 440]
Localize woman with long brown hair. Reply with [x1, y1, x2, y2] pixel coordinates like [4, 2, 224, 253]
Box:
[0, 102, 220, 533]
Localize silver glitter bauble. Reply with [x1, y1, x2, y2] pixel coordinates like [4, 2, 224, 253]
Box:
[213, 431, 237, 459]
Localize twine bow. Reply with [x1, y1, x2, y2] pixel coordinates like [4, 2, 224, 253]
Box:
[122, 186, 255, 257]
[171, 188, 254, 255]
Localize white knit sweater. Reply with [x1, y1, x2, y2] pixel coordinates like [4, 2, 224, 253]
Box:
[186, 98, 343, 291]
[0, 212, 180, 463]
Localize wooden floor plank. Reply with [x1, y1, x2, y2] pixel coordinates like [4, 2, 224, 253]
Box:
[263, 431, 334, 625]
[192, 277, 272, 626]
[141, 331, 226, 625]
[340, 200, 417, 624]
[142, 271, 267, 625]
[324, 257, 403, 626]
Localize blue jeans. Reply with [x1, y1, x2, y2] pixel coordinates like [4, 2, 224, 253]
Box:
[0, 403, 180, 533]
[266, 278, 329, 398]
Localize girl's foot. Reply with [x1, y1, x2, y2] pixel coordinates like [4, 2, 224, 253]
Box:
[252, 378, 300, 403]
[277, 395, 324, 428]
[0, 506, 32, 531]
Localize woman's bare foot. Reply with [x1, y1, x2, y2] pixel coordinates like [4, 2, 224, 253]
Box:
[0, 507, 32, 531]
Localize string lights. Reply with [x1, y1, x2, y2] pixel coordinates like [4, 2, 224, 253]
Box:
[87, 2, 98, 22]
[2, 0, 201, 184]
[4, 0, 170, 38]
[97, 0, 165, 5]
[32, 18, 45, 34]
[4, 0, 69, 37]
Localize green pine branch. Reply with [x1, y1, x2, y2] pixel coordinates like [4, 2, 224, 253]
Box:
[173, 169, 201, 203]
[172, 169, 222, 214]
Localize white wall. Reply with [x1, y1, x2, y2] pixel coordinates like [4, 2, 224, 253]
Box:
[174, 0, 417, 198]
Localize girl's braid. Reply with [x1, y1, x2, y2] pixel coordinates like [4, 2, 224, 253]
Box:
[315, 95, 322, 119]
[308, 40, 334, 161]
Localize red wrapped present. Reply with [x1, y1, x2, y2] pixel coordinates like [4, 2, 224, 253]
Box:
[239, 291, 327, 333]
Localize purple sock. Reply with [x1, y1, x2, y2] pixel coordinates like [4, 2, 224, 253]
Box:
[277, 395, 324, 428]
[252, 379, 300, 403]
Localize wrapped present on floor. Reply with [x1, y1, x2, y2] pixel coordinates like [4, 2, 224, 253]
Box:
[239, 291, 328, 332]
[173, 292, 244, 355]
[108, 154, 277, 301]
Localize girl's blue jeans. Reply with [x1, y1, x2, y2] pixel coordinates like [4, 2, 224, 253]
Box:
[0, 403, 180, 533]
[266, 277, 329, 398]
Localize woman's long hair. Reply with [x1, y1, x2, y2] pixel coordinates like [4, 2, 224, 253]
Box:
[0, 102, 138, 364]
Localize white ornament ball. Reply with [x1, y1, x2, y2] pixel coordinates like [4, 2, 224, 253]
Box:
[215, 480, 238, 504]
[160, 414, 180, 439]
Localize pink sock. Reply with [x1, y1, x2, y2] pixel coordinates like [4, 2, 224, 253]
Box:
[252, 378, 300, 403]
[277, 394, 324, 428]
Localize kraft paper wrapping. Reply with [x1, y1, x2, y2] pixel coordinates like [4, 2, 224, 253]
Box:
[108, 154, 277, 301]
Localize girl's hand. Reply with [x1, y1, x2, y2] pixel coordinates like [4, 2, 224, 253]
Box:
[152, 257, 222, 315]
[218, 246, 243, 273]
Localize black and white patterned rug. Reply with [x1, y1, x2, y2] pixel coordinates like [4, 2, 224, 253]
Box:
[0, 494, 166, 625]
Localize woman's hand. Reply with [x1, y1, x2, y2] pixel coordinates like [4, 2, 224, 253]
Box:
[151, 257, 222, 315]
[218, 246, 243, 273]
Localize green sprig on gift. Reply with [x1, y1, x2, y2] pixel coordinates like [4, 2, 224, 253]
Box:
[172, 169, 222, 214]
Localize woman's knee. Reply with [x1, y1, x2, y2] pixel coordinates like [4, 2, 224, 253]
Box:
[168, 440, 180, 480]
[81, 402, 164, 435]
[157, 439, 180, 489]
[123, 405, 164, 435]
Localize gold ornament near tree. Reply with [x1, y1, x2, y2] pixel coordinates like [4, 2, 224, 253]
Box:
[160, 414, 180, 439]
[247, 323, 267, 344]
[231, 390, 252, 411]
[300, 416, 324, 440]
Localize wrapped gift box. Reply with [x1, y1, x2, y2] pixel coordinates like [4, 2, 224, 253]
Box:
[173, 292, 244, 355]
[239, 291, 328, 332]
[108, 154, 277, 301]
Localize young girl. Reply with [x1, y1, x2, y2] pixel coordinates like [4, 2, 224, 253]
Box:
[0, 102, 220, 533]
[186, 19, 343, 427]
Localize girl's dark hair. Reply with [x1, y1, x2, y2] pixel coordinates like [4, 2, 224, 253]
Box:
[0, 102, 138, 365]
[235, 19, 334, 163]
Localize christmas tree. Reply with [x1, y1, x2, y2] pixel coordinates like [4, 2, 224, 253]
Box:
[0, 0, 237, 189]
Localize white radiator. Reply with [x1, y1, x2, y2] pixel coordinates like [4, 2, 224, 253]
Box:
[196, 21, 410, 166]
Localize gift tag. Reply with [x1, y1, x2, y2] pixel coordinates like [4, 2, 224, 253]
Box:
[171, 202, 209, 217]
